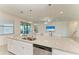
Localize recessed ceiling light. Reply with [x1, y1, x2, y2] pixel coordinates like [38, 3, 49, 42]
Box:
[60, 11, 64, 14]
[74, 21, 78, 26]
[44, 22, 48, 24]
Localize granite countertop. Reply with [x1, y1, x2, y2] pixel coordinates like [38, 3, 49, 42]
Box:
[7, 36, 79, 54]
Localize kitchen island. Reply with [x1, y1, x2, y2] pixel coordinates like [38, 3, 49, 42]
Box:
[7, 36, 79, 55]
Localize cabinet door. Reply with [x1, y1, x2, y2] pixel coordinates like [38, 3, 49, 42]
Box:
[12, 40, 24, 55]
[8, 39, 24, 55]
[19, 41, 33, 55]
[8, 39, 17, 54]
[52, 49, 74, 55]
[8, 39, 33, 55]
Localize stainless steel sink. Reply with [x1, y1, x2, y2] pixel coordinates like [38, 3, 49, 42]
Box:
[22, 37, 36, 41]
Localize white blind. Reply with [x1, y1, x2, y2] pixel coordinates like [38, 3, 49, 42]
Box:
[0, 24, 14, 35]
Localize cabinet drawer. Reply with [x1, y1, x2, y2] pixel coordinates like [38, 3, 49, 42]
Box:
[18, 41, 33, 55]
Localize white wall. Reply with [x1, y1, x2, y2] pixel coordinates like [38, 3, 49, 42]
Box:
[53, 21, 69, 37]
[0, 11, 28, 46]
[65, 20, 79, 43]
[36, 21, 69, 38]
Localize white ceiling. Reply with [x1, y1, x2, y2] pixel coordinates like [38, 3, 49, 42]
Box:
[0, 4, 79, 22]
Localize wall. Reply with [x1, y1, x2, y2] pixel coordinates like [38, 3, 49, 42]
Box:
[0, 11, 28, 45]
[36, 21, 69, 38]
[68, 20, 79, 39]
[68, 21, 78, 37]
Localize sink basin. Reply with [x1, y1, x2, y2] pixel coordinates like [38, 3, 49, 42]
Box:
[27, 37, 36, 41]
[22, 38, 27, 40]
[22, 37, 36, 41]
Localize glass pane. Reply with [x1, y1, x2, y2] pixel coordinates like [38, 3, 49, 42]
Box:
[3, 24, 13, 26]
[20, 22, 32, 35]
[3, 26, 13, 34]
[0, 27, 3, 34]
[34, 25, 38, 33]
[0, 24, 14, 35]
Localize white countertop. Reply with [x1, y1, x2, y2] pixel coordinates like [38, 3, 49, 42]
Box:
[7, 36, 79, 54]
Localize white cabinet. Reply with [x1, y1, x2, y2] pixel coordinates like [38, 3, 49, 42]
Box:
[52, 49, 74, 55]
[8, 39, 33, 55]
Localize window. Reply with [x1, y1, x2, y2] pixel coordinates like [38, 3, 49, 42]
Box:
[34, 25, 38, 33]
[0, 24, 14, 34]
[20, 22, 32, 35]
